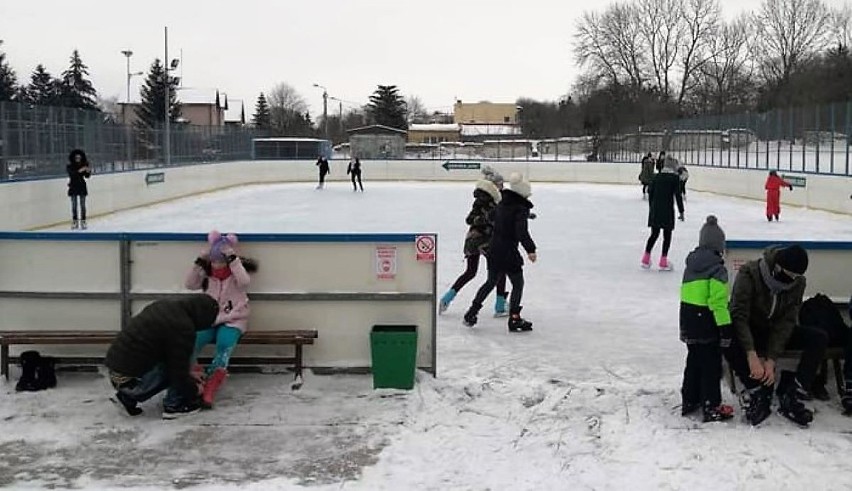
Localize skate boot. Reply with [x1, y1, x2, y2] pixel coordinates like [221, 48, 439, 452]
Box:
[201, 368, 228, 409]
[15, 351, 42, 392]
[439, 289, 457, 314]
[494, 294, 508, 318]
[111, 391, 143, 417]
[35, 356, 57, 389]
[162, 399, 202, 419]
[658, 256, 673, 271]
[742, 385, 773, 426]
[71, 220, 79, 230]
[777, 371, 814, 427]
[767, 215, 773, 222]
[774, 214, 780, 221]
[702, 403, 734, 422]
[463, 305, 480, 327]
[640, 252, 651, 269]
[80, 220, 87, 230]
[841, 380, 852, 415]
[508, 307, 533, 333]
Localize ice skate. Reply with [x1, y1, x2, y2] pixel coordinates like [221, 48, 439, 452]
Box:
[439, 289, 457, 314]
[702, 403, 734, 422]
[493, 294, 508, 318]
[201, 368, 227, 409]
[640, 252, 651, 270]
[508, 307, 533, 332]
[742, 385, 773, 426]
[71, 220, 79, 230]
[777, 372, 813, 427]
[658, 256, 673, 271]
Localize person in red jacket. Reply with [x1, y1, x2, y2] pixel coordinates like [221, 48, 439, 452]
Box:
[765, 170, 793, 222]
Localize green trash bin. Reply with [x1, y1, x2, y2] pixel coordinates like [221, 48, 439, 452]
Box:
[370, 325, 418, 389]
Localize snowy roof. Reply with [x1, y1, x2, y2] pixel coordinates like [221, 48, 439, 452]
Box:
[460, 124, 521, 137]
[408, 123, 460, 132]
[224, 99, 244, 123]
[347, 124, 407, 135]
[177, 87, 222, 106]
[253, 137, 328, 143]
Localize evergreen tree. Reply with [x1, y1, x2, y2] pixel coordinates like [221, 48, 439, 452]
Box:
[367, 85, 408, 129]
[0, 40, 18, 102]
[59, 50, 98, 110]
[135, 58, 181, 129]
[252, 92, 271, 129]
[25, 64, 61, 106]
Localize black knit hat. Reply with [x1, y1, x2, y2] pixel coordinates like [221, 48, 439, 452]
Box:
[775, 245, 809, 275]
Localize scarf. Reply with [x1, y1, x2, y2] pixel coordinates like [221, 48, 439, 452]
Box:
[758, 258, 797, 318]
[211, 266, 232, 281]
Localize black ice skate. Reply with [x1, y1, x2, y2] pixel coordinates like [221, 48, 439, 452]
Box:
[742, 385, 773, 426]
[508, 308, 533, 332]
[463, 308, 479, 328]
[162, 400, 202, 420]
[841, 381, 852, 415]
[777, 371, 814, 427]
[702, 403, 734, 423]
[111, 392, 143, 417]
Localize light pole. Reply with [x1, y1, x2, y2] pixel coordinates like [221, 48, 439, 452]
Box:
[313, 83, 328, 140]
[121, 50, 143, 167]
[329, 96, 343, 139]
[163, 27, 180, 166]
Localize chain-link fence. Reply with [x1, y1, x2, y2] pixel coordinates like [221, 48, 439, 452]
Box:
[0, 102, 266, 181]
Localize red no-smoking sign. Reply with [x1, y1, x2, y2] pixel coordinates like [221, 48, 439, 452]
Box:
[415, 235, 436, 262]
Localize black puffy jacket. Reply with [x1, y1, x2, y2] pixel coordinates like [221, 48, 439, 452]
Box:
[105, 295, 219, 400]
[487, 190, 536, 274]
[67, 149, 91, 196]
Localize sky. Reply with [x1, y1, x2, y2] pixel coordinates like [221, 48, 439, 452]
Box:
[0, 0, 844, 117]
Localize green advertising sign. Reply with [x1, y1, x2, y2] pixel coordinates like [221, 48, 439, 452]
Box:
[781, 174, 806, 188]
[442, 161, 481, 171]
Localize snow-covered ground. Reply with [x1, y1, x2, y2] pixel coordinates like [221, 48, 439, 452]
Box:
[7, 182, 852, 490]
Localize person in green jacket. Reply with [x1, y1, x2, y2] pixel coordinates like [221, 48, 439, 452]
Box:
[679, 215, 734, 422]
[724, 244, 823, 427]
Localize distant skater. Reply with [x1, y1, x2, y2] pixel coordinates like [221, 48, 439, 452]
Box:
[67, 149, 91, 230]
[639, 152, 655, 200]
[641, 156, 685, 271]
[765, 170, 793, 222]
[316, 156, 330, 189]
[347, 158, 364, 191]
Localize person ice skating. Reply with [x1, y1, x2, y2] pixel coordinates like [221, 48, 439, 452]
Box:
[639, 153, 655, 200]
[67, 149, 91, 230]
[679, 215, 734, 422]
[765, 170, 793, 221]
[316, 156, 330, 189]
[347, 158, 363, 191]
[677, 163, 689, 201]
[463, 173, 537, 332]
[105, 295, 219, 419]
[440, 166, 509, 316]
[723, 244, 819, 426]
[641, 156, 685, 271]
[185, 231, 259, 409]
[655, 151, 667, 172]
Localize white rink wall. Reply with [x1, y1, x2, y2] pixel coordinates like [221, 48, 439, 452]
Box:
[1, 159, 850, 231]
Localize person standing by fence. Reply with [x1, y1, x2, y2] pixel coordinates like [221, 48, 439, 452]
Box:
[765, 170, 793, 222]
[639, 152, 655, 200]
[316, 156, 330, 189]
[67, 149, 91, 230]
[347, 158, 364, 192]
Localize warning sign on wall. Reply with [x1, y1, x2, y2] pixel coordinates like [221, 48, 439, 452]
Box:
[415, 235, 436, 262]
[375, 246, 397, 280]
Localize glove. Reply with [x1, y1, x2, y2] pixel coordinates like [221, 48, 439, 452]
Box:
[678, 213, 685, 222]
[719, 324, 732, 348]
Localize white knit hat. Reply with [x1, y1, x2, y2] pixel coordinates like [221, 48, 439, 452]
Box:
[508, 172, 532, 198]
[481, 165, 504, 186]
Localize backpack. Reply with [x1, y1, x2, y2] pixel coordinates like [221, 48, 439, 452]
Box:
[799, 293, 849, 345]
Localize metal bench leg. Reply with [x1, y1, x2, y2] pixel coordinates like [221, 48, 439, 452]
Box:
[291, 344, 304, 390]
[1, 344, 8, 381]
[832, 357, 845, 398]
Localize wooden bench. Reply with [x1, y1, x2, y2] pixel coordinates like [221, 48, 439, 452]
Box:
[0, 329, 318, 390]
[724, 300, 850, 397]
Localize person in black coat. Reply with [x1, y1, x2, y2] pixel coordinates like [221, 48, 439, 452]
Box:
[655, 151, 666, 172]
[347, 158, 363, 191]
[464, 173, 537, 332]
[316, 156, 330, 189]
[105, 294, 219, 419]
[641, 156, 685, 271]
[67, 149, 91, 230]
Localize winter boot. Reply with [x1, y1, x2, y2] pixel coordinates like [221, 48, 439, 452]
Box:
[808, 365, 830, 401]
[494, 294, 509, 318]
[640, 252, 651, 269]
[111, 392, 143, 417]
[508, 307, 533, 333]
[702, 403, 734, 422]
[35, 356, 57, 389]
[841, 380, 852, 414]
[767, 215, 773, 222]
[15, 351, 42, 392]
[162, 399, 202, 419]
[463, 304, 480, 327]
[777, 371, 814, 427]
[742, 385, 773, 426]
[439, 289, 457, 314]
[201, 368, 228, 409]
[658, 256, 673, 271]
[71, 220, 79, 230]
[774, 214, 780, 221]
[80, 220, 88, 230]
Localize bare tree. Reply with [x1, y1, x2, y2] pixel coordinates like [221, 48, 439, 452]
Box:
[675, 0, 721, 106]
[267, 82, 307, 115]
[694, 15, 754, 113]
[638, 0, 685, 100]
[405, 95, 429, 124]
[753, 0, 832, 90]
[574, 3, 647, 87]
[267, 82, 311, 135]
[830, 4, 852, 49]
[574, 10, 622, 84]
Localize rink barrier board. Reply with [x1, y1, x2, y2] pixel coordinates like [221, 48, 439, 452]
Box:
[726, 240, 852, 301]
[0, 232, 438, 374]
[3, 159, 852, 232]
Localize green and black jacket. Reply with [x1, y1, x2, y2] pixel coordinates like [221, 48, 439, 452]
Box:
[680, 247, 731, 344]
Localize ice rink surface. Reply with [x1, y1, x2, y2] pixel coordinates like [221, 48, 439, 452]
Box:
[5, 181, 852, 490]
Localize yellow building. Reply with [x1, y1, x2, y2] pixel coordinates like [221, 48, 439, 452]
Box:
[454, 101, 518, 125]
[407, 124, 461, 144]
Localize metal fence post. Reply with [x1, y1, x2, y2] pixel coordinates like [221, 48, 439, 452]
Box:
[119, 239, 132, 330]
[846, 100, 851, 176]
[830, 102, 836, 174]
[815, 104, 821, 174]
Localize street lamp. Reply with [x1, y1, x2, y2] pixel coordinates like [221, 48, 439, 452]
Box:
[329, 96, 344, 138]
[163, 27, 180, 166]
[313, 83, 329, 140]
[121, 50, 143, 167]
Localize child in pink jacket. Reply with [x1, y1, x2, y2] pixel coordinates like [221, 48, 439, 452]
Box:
[185, 231, 258, 408]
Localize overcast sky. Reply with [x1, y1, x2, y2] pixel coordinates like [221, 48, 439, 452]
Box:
[0, 0, 847, 116]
